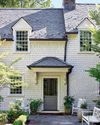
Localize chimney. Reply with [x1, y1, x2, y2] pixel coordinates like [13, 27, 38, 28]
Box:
[63, 0, 76, 10]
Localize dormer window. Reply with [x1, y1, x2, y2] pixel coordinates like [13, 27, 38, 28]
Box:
[80, 30, 92, 51]
[12, 18, 32, 53]
[16, 31, 28, 52]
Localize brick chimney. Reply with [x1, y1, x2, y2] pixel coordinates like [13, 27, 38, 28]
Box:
[63, 0, 76, 10]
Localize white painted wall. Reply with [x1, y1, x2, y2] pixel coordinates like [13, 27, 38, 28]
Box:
[0, 40, 66, 111]
[66, 34, 99, 108]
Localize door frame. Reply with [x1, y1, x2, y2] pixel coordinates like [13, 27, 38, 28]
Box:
[42, 76, 60, 111]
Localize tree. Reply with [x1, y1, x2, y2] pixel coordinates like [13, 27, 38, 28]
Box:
[0, 41, 25, 90]
[86, 6, 100, 96]
[0, 0, 51, 8]
[89, 5, 100, 56]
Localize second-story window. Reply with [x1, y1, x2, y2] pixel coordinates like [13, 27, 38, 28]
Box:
[16, 31, 28, 52]
[80, 31, 92, 51]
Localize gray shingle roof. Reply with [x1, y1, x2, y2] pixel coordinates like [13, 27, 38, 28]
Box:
[0, 4, 96, 40]
[0, 8, 65, 40]
[64, 4, 96, 33]
[27, 57, 73, 69]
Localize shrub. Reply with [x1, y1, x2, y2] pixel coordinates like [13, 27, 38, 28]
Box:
[0, 96, 3, 103]
[96, 100, 100, 108]
[64, 96, 74, 109]
[30, 99, 42, 114]
[7, 101, 29, 123]
[80, 102, 87, 109]
[13, 120, 23, 125]
[0, 113, 7, 124]
[13, 115, 27, 125]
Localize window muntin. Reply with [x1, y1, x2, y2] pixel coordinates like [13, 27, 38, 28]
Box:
[10, 76, 22, 94]
[80, 31, 92, 51]
[16, 31, 28, 52]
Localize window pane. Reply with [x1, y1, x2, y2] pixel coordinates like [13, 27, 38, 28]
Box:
[10, 76, 22, 94]
[16, 31, 28, 51]
[80, 31, 91, 51]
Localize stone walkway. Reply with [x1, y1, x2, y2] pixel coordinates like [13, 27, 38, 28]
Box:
[29, 115, 82, 125]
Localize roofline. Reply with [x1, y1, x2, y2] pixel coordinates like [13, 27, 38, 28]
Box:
[76, 17, 96, 28]
[66, 32, 78, 34]
[30, 38, 66, 41]
[11, 17, 32, 30]
[0, 3, 98, 10]
[0, 8, 63, 10]
[27, 65, 73, 69]
[1, 38, 66, 41]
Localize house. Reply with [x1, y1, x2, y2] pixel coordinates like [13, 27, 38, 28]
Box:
[0, 0, 99, 112]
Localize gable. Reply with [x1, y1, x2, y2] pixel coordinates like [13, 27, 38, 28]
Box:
[12, 18, 32, 31]
[76, 18, 95, 29]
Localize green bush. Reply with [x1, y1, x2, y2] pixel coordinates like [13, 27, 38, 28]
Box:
[0, 113, 7, 124]
[30, 99, 42, 113]
[13, 120, 23, 125]
[7, 101, 29, 123]
[80, 102, 87, 109]
[96, 100, 100, 108]
[0, 96, 3, 103]
[64, 96, 74, 109]
[13, 115, 27, 125]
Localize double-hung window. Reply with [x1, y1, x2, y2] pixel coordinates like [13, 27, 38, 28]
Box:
[80, 30, 92, 51]
[10, 76, 22, 94]
[16, 31, 29, 52]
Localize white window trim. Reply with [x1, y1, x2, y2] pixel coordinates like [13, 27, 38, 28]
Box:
[78, 29, 95, 54]
[13, 30, 31, 53]
[8, 75, 24, 96]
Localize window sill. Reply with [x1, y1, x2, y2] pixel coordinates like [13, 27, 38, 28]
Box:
[13, 51, 31, 54]
[78, 52, 95, 54]
[7, 94, 25, 97]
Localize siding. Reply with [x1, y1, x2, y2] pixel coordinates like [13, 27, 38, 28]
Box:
[0, 40, 65, 111]
[67, 34, 99, 107]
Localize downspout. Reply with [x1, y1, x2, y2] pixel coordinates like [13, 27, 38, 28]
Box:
[64, 34, 73, 96]
[64, 34, 68, 62]
[66, 68, 73, 96]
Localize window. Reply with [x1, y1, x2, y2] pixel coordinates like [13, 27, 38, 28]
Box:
[16, 31, 28, 52]
[10, 76, 22, 94]
[80, 31, 92, 51]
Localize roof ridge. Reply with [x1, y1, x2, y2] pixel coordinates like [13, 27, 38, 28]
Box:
[76, 3, 97, 5]
[0, 8, 63, 10]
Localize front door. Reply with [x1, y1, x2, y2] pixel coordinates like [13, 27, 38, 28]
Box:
[44, 78, 57, 111]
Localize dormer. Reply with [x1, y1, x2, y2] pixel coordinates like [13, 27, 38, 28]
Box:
[12, 18, 32, 53]
[77, 18, 95, 52]
[77, 17, 95, 30]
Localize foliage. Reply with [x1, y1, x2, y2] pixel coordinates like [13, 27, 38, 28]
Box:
[95, 100, 100, 108]
[13, 115, 27, 125]
[0, 113, 7, 124]
[80, 102, 87, 109]
[86, 64, 100, 82]
[7, 101, 29, 123]
[0, 96, 3, 104]
[64, 96, 74, 109]
[0, 41, 27, 89]
[86, 6, 100, 96]
[13, 120, 23, 125]
[30, 99, 42, 113]
[0, 0, 51, 8]
[89, 5, 100, 25]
